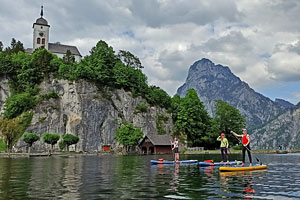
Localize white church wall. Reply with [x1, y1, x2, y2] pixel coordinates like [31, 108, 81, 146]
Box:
[54, 53, 81, 62]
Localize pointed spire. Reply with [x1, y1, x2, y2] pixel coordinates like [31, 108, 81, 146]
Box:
[40, 5, 44, 17]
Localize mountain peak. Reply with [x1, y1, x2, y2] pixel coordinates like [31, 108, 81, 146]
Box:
[177, 59, 284, 128]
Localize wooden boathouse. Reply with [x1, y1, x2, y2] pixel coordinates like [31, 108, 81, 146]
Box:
[139, 134, 173, 154]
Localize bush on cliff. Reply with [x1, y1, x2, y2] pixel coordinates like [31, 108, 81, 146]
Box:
[3, 92, 37, 119]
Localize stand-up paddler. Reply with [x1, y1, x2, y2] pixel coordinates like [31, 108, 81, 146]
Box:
[217, 133, 229, 164]
[231, 128, 252, 167]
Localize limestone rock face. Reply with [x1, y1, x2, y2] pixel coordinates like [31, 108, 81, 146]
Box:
[0, 75, 10, 115]
[251, 104, 300, 149]
[177, 58, 284, 128]
[0, 77, 173, 152]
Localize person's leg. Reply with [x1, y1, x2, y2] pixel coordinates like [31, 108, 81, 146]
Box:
[224, 148, 229, 162]
[242, 146, 246, 166]
[247, 145, 252, 165]
[221, 147, 225, 162]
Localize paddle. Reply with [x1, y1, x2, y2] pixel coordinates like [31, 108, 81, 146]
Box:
[230, 130, 262, 165]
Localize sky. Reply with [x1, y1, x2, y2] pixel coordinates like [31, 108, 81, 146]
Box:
[1, 0, 300, 104]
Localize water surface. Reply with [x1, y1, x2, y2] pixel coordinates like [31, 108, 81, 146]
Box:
[0, 153, 299, 199]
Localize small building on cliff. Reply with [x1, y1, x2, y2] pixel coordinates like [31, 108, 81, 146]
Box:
[25, 6, 82, 61]
[139, 134, 173, 154]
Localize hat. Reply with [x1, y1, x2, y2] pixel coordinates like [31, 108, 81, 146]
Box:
[242, 128, 247, 131]
[221, 133, 225, 136]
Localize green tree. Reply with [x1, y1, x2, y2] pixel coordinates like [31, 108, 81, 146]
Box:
[146, 86, 172, 109]
[0, 112, 33, 155]
[43, 133, 60, 154]
[115, 123, 143, 152]
[117, 50, 143, 69]
[23, 133, 40, 155]
[200, 118, 220, 149]
[214, 99, 246, 145]
[4, 38, 24, 55]
[80, 40, 117, 85]
[62, 134, 79, 151]
[0, 41, 3, 52]
[3, 93, 37, 119]
[173, 89, 212, 147]
[31, 49, 56, 76]
[113, 61, 148, 96]
[63, 50, 75, 64]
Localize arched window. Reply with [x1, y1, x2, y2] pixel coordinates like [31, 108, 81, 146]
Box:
[42, 38, 45, 44]
[37, 38, 41, 44]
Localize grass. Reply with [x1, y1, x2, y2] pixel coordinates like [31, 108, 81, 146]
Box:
[0, 139, 6, 151]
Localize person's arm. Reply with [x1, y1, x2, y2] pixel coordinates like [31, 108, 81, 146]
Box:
[230, 130, 242, 137]
[217, 136, 221, 141]
[225, 138, 229, 148]
[170, 140, 174, 150]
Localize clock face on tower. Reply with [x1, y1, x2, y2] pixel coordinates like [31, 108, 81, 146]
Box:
[39, 32, 44, 37]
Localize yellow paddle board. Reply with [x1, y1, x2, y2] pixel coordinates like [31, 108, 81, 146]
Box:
[219, 165, 267, 172]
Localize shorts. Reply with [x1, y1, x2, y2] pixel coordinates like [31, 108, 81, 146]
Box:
[174, 147, 179, 153]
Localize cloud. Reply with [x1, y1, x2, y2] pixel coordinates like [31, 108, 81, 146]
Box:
[0, 0, 300, 101]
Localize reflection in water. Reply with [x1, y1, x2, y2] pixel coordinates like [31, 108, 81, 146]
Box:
[220, 171, 260, 199]
[0, 154, 300, 199]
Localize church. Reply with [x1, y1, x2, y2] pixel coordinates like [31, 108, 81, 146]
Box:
[25, 6, 82, 61]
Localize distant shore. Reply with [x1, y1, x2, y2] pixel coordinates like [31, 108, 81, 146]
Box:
[1, 149, 300, 158]
[183, 149, 300, 154]
[0, 151, 112, 158]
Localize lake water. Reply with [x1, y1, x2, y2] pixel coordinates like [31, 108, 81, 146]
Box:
[0, 153, 300, 199]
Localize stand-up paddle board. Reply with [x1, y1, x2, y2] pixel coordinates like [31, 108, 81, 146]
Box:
[150, 160, 198, 165]
[219, 165, 267, 172]
[199, 161, 241, 166]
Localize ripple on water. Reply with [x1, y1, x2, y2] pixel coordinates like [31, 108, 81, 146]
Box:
[0, 154, 300, 199]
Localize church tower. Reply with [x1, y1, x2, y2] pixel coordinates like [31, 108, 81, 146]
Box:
[33, 6, 50, 50]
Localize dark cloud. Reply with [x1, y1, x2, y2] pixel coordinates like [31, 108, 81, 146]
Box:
[1, 0, 300, 103]
[129, 0, 241, 27]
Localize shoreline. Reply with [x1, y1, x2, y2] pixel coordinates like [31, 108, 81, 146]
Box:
[183, 149, 300, 154]
[0, 151, 113, 158]
[1, 149, 300, 158]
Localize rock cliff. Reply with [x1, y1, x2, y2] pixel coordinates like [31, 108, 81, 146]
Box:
[251, 103, 300, 149]
[0, 76, 173, 152]
[177, 58, 284, 128]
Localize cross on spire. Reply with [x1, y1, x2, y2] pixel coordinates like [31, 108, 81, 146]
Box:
[40, 5, 44, 17]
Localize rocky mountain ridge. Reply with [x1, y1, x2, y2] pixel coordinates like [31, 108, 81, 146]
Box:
[275, 98, 294, 109]
[177, 58, 284, 129]
[252, 103, 300, 149]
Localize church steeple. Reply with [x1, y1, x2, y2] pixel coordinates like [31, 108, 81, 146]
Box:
[40, 6, 44, 17]
[33, 6, 50, 50]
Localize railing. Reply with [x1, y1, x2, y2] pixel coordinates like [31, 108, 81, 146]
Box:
[187, 147, 204, 151]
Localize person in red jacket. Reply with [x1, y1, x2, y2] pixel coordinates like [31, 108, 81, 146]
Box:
[231, 128, 252, 167]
